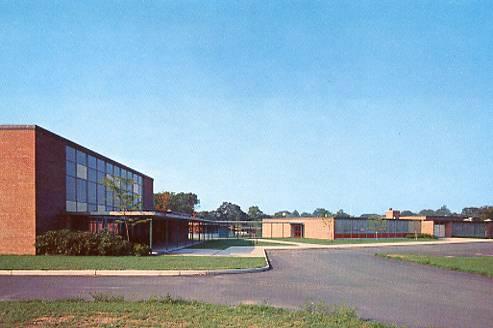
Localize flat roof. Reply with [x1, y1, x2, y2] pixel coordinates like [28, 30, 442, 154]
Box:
[0, 124, 152, 179]
[67, 210, 222, 223]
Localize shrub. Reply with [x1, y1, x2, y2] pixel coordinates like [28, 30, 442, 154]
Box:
[36, 230, 134, 256]
[405, 233, 437, 240]
[132, 243, 151, 256]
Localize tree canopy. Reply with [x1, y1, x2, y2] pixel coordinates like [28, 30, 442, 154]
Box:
[154, 192, 199, 215]
[214, 202, 248, 221]
[334, 209, 350, 218]
[312, 208, 332, 217]
[247, 206, 266, 221]
[418, 205, 453, 216]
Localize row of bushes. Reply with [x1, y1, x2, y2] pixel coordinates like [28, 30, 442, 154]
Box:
[36, 230, 151, 256]
[405, 233, 437, 239]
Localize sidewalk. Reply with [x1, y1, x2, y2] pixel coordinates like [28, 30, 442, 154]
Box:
[168, 237, 493, 258]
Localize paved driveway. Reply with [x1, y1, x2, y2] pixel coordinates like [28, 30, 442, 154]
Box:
[1, 243, 492, 328]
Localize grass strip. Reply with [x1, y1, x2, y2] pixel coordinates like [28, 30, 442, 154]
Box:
[378, 254, 493, 278]
[0, 297, 397, 328]
[0, 255, 266, 270]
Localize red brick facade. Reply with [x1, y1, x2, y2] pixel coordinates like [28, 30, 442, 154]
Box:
[0, 125, 154, 254]
[0, 128, 37, 254]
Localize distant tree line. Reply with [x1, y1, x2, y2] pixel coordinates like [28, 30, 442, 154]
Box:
[153, 192, 493, 221]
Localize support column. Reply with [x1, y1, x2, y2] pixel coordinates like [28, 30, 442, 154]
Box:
[149, 219, 153, 250]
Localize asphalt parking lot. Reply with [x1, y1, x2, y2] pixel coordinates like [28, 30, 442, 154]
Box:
[1, 242, 492, 328]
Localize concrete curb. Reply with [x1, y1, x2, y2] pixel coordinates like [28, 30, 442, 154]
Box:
[0, 250, 271, 277]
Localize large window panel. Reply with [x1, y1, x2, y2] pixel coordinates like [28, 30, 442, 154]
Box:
[76, 150, 86, 165]
[97, 171, 105, 184]
[106, 162, 113, 175]
[88, 182, 97, 204]
[66, 146, 76, 162]
[66, 201, 76, 212]
[97, 184, 105, 205]
[88, 155, 97, 169]
[76, 164, 87, 180]
[66, 176, 76, 201]
[106, 190, 113, 206]
[77, 202, 87, 212]
[114, 166, 120, 178]
[97, 158, 105, 172]
[76, 178, 87, 202]
[88, 168, 97, 182]
[66, 160, 76, 177]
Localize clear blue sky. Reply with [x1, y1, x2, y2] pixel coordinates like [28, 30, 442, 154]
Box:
[1, 1, 492, 215]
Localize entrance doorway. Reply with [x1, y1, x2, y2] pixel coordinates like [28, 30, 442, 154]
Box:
[434, 224, 445, 238]
[291, 223, 304, 238]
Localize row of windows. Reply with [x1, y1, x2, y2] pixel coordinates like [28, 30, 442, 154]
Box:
[66, 161, 143, 195]
[66, 146, 143, 185]
[66, 146, 144, 212]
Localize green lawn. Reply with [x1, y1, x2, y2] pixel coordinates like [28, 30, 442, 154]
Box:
[272, 238, 435, 245]
[0, 255, 266, 270]
[0, 298, 396, 328]
[380, 254, 493, 278]
[189, 239, 288, 249]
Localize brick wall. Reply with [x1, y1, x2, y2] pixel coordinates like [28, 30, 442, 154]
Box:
[0, 128, 37, 254]
[262, 217, 334, 240]
[35, 127, 66, 234]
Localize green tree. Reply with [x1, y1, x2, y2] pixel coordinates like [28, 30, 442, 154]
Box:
[334, 209, 350, 218]
[247, 206, 265, 221]
[462, 207, 480, 217]
[274, 210, 291, 217]
[154, 192, 199, 215]
[313, 208, 332, 217]
[435, 205, 452, 216]
[400, 210, 416, 216]
[289, 210, 300, 217]
[418, 209, 436, 216]
[479, 207, 493, 220]
[214, 202, 248, 221]
[300, 212, 312, 217]
[104, 176, 144, 242]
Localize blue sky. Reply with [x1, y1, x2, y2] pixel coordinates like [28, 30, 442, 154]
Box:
[1, 1, 492, 215]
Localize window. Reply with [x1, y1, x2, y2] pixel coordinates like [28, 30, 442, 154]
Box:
[97, 159, 105, 172]
[76, 164, 87, 180]
[66, 201, 76, 212]
[106, 190, 113, 206]
[66, 146, 76, 162]
[76, 178, 87, 202]
[114, 166, 120, 178]
[88, 168, 97, 182]
[76, 150, 86, 165]
[77, 202, 87, 212]
[106, 162, 113, 175]
[97, 171, 105, 184]
[66, 176, 76, 201]
[88, 155, 97, 169]
[97, 185, 105, 205]
[88, 204, 97, 212]
[66, 160, 76, 177]
[88, 182, 97, 204]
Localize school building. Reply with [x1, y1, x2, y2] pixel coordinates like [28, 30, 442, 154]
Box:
[0, 125, 205, 255]
[262, 208, 493, 240]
